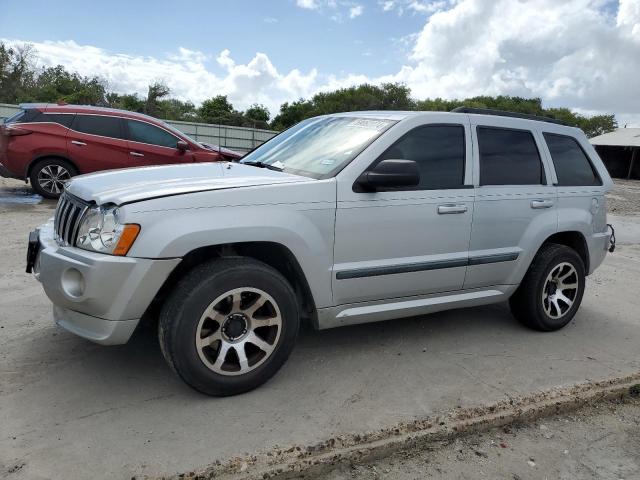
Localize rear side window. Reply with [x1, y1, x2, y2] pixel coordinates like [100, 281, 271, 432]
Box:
[375, 124, 466, 190]
[125, 120, 178, 148]
[30, 112, 75, 128]
[543, 133, 601, 186]
[478, 127, 544, 185]
[71, 114, 125, 139]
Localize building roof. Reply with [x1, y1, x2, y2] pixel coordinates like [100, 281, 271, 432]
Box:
[590, 128, 640, 147]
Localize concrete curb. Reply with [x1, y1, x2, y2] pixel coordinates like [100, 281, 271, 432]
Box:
[164, 374, 640, 480]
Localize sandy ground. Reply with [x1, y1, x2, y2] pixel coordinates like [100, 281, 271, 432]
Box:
[0, 177, 639, 479]
[321, 396, 640, 480]
[606, 179, 640, 216]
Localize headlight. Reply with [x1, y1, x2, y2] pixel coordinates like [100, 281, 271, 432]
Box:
[76, 206, 140, 256]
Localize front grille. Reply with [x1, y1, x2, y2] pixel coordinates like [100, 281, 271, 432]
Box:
[54, 193, 89, 246]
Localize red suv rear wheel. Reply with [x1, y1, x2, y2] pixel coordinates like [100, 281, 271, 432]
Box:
[29, 158, 77, 199]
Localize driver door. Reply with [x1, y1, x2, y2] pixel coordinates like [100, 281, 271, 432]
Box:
[124, 118, 194, 166]
[332, 122, 474, 305]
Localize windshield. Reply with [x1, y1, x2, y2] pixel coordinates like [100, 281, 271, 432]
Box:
[3, 110, 26, 124]
[240, 116, 395, 178]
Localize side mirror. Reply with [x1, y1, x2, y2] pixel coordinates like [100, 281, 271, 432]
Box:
[357, 159, 420, 191]
[176, 140, 189, 151]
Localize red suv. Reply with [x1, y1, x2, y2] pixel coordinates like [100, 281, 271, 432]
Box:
[0, 104, 242, 198]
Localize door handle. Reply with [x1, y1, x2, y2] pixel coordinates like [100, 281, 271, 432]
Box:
[71, 140, 86, 146]
[437, 204, 468, 214]
[130, 152, 144, 157]
[531, 199, 554, 209]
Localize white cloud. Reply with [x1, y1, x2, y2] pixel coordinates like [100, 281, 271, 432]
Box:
[380, 0, 457, 16]
[296, 0, 364, 21]
[349, 5, 364, 18]
[296, 0, 318, 9]
[2, 39, 318, 116]
[4, 0, 640, 125]
[393, 0, 640, 123]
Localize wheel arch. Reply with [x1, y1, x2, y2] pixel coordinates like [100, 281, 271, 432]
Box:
[540, 230, 590, 274]
[143, 241, 318, 329]
[26, 154, 79, 180]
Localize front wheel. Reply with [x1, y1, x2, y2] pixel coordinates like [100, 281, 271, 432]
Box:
[158, 258, 300, 396]
[509, 243, 586, 331]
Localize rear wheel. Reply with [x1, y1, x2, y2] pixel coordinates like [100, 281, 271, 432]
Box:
[509, 243, 586, 331]
[159, 257, 300, 396]
[29, 158, 77, 199]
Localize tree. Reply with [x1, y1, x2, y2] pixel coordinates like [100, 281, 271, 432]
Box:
[144, 81, 170, 117]
[107, 92, 145, 112]
[270, 99, 315, 130]
[30, 65, 107, 104]
[0, 43, 36, 103]
[199, 95, 236, 124]
[244, 103, 270, 127]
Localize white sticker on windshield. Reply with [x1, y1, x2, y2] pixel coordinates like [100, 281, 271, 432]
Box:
[345, 119, 390, 131]
[272, 160, 285, 169]
[321, 159, 336, 165]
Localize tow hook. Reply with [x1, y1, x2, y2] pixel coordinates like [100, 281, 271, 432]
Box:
[607, 224, 616, 253]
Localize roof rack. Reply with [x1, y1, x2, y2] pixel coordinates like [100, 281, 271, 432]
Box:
[451, 107, 569, 126]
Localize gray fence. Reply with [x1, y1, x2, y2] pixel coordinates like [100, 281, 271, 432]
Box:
[0, 103, 278, 153]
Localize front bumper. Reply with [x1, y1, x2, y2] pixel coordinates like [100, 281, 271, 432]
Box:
[33, 220, 181, 345]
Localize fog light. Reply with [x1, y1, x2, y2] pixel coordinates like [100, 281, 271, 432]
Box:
[61, 268, 85, 298]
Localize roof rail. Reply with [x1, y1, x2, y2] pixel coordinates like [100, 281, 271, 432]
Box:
[451, 107, 569, 126]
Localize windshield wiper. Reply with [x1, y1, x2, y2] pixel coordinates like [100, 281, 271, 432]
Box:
[241, 160, 283, 172]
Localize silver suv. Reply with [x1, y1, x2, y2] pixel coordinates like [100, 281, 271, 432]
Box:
[27, 109, 615, 395]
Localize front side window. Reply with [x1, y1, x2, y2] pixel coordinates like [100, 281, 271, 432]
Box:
[478, 127, 544, 185]
[543, 133, 601, 186]
[372, 124, 466, 190]
[126, 120, 179, 148]
[72, 115, 124, 139]
[240, 116, 395, 179]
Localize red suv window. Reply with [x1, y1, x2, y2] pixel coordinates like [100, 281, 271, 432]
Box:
[71, 114, 125, 139]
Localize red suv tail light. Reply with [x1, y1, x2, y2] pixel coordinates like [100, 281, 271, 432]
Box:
[3, 126, 32, 136]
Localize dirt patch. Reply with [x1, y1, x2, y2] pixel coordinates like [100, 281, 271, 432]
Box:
[163, 374, 640, 480]
[606, 179, 640, 216]
[323, 396, 640, 480]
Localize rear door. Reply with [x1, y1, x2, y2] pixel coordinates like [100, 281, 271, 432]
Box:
[464, 119, 557, 289]
[67, 114, 130, 173]
[124, 119, 194, 166]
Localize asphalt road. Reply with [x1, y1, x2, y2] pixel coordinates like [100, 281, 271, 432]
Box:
[1, 179, 639, 479]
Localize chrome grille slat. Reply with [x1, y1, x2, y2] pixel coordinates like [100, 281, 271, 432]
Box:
[58, 201, 72, 243]
[54, 196, 65, 239]
[63, 207, 76, 243]
[70, 206, 88, 245]
[54, 193, 87, 246]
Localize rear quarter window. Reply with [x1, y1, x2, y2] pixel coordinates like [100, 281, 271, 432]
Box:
[543, 133, 601, 186]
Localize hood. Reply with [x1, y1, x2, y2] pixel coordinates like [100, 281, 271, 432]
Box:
[65, 162, 307, 205]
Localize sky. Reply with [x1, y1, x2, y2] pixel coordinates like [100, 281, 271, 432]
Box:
[1, 0, 639, 126]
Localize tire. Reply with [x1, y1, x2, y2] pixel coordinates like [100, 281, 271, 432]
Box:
[29, 158, 77, 199]
[509, 243, 586, 332]
[158, 257, 300, 396]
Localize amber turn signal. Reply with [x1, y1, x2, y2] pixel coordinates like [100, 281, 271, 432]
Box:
[113, 224, 141, 256]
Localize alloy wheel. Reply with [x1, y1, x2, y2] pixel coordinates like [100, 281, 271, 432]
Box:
[37, 165, 71, 195]
[541, 262, 579, 319]
[195, 287, 282, 376]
